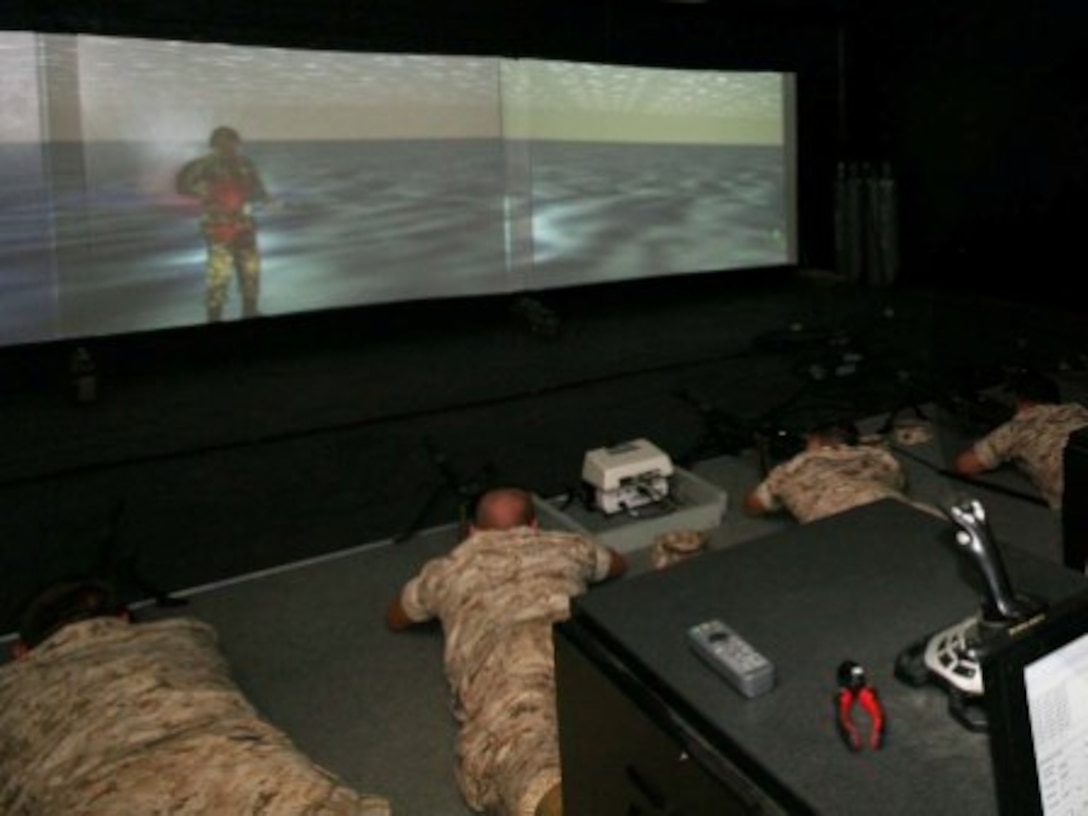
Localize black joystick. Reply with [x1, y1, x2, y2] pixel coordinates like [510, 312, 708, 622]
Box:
[894, 498, 1046, 732]
[948, 499, 1043, 625]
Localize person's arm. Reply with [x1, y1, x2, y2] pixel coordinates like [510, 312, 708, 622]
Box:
[244, 157, 274, 206]
[386, 569, 439, 632]
[605, 549, 628, 579]
[742, 465, 783, 517]
[743, 486, 773, 516]
[953, 446, 989, 477]
[581, 537, 628, 584]
[386, 557, 448, 631]
[385, 595, 417, 631]
[175, 156, 207, 197]
[953, 421, 1011, 477]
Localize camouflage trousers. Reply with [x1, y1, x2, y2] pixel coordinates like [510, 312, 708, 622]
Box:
[205, 231, 260, 320]
[454, 625, 561, 816]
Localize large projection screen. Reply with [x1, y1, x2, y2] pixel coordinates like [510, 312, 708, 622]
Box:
[0, 32, 796, 347]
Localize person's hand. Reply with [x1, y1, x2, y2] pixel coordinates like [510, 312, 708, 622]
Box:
[386, 597, 415, 631]
[953, 448, 987, 476]
[742, 489, 770, 516]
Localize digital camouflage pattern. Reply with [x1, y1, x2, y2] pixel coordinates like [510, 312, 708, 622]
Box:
[752, 443, 916, 523]
[650, 528, 710, 570]
[972, 402, 1088, 509]
[176, 151, 269, 317]
[0, 616, 390, 816]
[205, 236, 261, 316]
[398, 527, 615, 816]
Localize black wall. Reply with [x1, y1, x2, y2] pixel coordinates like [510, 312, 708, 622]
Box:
[846, 0, 1088, 309]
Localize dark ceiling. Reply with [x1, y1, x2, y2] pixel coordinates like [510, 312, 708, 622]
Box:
[0, 0, 889, 43]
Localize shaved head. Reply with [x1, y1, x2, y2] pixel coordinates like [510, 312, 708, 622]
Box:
[472, 487, 537, 531]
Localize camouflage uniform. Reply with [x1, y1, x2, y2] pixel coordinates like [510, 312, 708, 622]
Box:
[0, 616, 391, 816]
[970, 402, 1088, 509]
[397, 527, 615, 816]
[651, 529, 709, 570]
[176, 151, 270, 320]
[751, 443, 917, 523]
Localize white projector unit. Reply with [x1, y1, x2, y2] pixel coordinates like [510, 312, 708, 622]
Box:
[582, 438, 675, 515]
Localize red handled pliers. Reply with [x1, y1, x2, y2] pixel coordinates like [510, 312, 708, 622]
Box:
[835, 660, 886, 751]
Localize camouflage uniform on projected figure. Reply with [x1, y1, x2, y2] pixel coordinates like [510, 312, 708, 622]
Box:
[387, 487, 627, 816]
[0, 580, 391, 815]
[177, 126, 273, 322]
[743, 418, 939, 524]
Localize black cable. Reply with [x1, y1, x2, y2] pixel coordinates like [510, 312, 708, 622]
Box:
[394, 437, 496, 543]
[95, 498, 188, 607]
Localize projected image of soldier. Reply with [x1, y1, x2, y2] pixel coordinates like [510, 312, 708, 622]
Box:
[176, 126, 275, 322]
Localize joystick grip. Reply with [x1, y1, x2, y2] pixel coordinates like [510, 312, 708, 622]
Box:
[948, 499, 1036, 623]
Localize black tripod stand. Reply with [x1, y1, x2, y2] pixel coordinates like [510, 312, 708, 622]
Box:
[673, 388, 759, 467]
[97, 498, 188, 610]
[394, 438, 496, 543]
[870, 367, 934, 437]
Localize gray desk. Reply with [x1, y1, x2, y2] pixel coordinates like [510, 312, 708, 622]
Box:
[555, 499, 1088, 815]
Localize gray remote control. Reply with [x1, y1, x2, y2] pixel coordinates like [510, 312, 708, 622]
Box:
[688, 619, 776, 698]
